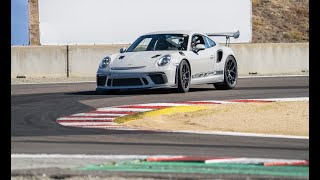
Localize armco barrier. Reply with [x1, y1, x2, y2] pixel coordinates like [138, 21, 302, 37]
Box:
[11, 43, 308, 78]
[11, 46, 67, 78]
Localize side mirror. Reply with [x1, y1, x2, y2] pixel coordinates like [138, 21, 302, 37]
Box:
[193, 44, 206, 52]
[120, 47, 127, 53]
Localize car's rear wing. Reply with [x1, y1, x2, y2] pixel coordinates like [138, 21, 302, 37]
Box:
[206, 30, 240, 47]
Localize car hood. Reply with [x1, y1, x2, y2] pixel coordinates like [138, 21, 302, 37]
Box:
[110, 51, 174, 68]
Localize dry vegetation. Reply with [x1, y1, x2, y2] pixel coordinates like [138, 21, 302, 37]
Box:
[252, 0, 309, 42]
[29, 0, 309, 44]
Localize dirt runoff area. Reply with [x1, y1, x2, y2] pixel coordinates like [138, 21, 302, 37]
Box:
[115, 101, 309, 136]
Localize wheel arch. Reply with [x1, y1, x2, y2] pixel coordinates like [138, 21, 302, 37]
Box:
[175, 58, 191, 85]
[228, 54, 237, 61]
[213, 53, 238, 90]
[181, 58, 191, 74]
[219, 46, 236, 62]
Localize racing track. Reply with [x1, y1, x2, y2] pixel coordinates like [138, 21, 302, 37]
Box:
[11, 76, 309, 159]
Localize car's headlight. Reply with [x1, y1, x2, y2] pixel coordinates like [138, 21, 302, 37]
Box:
[99, 56, 111, 69]
[157, 54, 171, 66]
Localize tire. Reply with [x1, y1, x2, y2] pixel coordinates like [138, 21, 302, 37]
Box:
[177, 60, 191, 93]
[214, 56, 238, 90]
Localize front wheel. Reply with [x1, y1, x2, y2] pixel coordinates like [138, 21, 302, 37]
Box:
[177, 60, 191, 93]
[214, 56, 238, 90]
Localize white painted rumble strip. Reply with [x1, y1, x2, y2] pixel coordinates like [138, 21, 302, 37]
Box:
[11, 154, 150, 159]
[205, 158, 306, 164]
[88, 127, 140, 130]
[254, 97, 309, 101]
[132, 103, 192, 107]
[174, 130, 309, 139]
[97, 107, 154, 112]
[59, 122, 116, 126]
[70, 126, 138, 130]
[72, 113, 126, 117]
[189, 100, 238, 104]
[58, 117, 115, 120]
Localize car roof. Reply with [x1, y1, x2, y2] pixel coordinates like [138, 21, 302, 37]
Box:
[142, 30, 196, 36]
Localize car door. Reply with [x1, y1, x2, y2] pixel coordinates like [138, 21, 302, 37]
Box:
[188, 34, 215, 83]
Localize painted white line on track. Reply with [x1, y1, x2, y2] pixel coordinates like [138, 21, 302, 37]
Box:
[205, 158, 306, 164]
[190, 100, 238, 104]
[239, 75, 309, 78]
[59, 122, 116, 126]
[254, 97, 309, 101]
[58, 117, 115, 120]
[62, 125, 118, 128]
[11, 154, 150, 159]
[72, 113, 126, 117]
[12, 81, 96, 85]
[199, 97, 308, 103]
[97, 107, 154, 112]
[69, 125, 139, 129]
[69, 125, 138, 129]
[174, 130, 309, 139]
[134, 103, 192, 106]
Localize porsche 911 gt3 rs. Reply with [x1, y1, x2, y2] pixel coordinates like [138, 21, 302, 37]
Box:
[96, 30, 239, 93]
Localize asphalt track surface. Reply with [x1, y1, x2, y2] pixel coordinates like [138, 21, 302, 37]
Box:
[11, 77, 309, 160]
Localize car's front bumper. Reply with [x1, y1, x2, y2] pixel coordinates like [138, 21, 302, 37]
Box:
[96, 70, 177, 90]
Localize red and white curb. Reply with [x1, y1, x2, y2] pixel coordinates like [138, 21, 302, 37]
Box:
[56, 97, 309, 138]
[204, 157, 309, 166]
[146, 155, 309, 166]
[11, 154, 309, 167]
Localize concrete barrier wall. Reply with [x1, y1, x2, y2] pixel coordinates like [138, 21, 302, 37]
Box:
[11, 43, 309, 78]
[230, 43, 309, 76]
[11, 46, 67, 78]
[68, 45, 126, 77]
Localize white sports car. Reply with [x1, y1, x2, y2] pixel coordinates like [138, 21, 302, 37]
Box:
[96, 30, 239, 93]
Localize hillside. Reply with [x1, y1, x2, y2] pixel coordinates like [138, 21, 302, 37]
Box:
[252, 0, 309, 43]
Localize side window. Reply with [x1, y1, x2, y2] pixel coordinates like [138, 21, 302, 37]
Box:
[191, 35, 206, 49]
[205, 37, 216, 48]
[204, 36, 211, 48]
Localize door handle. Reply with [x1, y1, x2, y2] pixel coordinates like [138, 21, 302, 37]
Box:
[210, 55, 214, 59]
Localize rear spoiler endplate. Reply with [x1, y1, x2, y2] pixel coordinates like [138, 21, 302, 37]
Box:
[206, 30, 240, 46]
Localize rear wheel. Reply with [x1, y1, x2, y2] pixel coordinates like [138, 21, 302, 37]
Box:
[214, 56, 238, 90]
[177, 60, 191, 93]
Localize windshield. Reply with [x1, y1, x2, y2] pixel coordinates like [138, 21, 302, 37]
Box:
[126, 34, 189, 52]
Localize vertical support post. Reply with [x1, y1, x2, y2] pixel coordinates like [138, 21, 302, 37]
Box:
[66, 45, 69, 77]
[225, 36, 230, 47]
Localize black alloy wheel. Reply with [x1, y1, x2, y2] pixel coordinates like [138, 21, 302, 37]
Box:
[177, 60, 191, 93]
